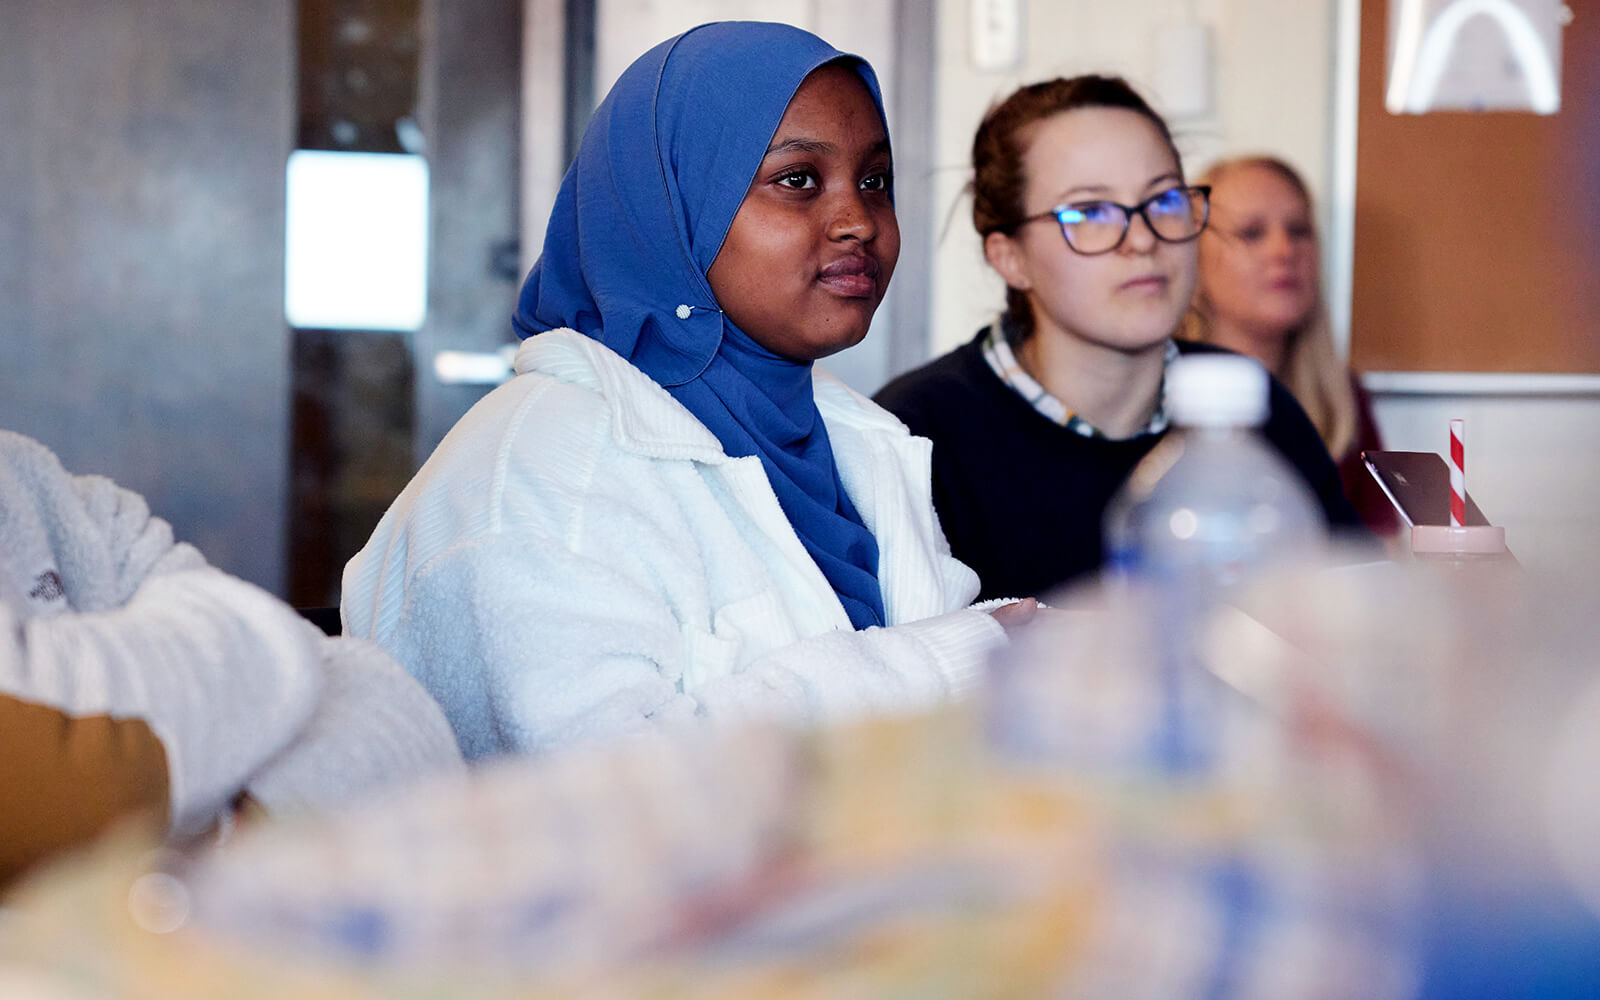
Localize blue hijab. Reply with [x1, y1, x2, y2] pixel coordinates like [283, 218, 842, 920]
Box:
[513, 21, 887, 630]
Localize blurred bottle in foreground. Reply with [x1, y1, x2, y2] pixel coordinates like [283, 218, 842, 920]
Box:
[1225, 561, 1600, 999]
[1101, 353, 1326, 771]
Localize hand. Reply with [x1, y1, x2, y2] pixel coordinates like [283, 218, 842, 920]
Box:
[987, 597, 1039, 634]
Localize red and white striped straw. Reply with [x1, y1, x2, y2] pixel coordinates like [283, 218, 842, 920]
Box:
[1449, 418, 1466, 527]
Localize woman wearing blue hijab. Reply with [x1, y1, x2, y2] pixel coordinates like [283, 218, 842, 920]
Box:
[343, 21, 1019, 759]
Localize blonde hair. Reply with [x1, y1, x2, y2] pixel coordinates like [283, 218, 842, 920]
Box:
[1183, 155, 1358, 460]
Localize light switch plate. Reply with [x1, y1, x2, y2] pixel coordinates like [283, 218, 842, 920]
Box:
[970, 0, 1023, 72]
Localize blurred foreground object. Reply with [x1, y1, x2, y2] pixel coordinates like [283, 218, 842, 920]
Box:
[4, 557, 1599, 996]
[1104, 353, 1327, 773]
[995, 553, 1600, 998]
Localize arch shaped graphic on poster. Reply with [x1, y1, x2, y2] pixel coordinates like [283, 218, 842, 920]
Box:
[1386, 0, 1560, 114]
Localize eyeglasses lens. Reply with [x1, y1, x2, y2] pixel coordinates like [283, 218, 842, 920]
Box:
[1058, 204, 1124, 254]
[1058, 188, 1206, 253]
[1146, 189, 1205, 242]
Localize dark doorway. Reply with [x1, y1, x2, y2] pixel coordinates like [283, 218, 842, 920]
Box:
[287, 0, 523, 606]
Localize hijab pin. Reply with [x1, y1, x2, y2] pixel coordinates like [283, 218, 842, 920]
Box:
[676, 304, 722, 320]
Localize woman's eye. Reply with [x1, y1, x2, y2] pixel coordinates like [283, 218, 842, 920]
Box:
[1074, 202, 1121, 224]
[1149, 189, 1187, 215]
[1289, 223, 1314, 240]
[776, 170, 817, 190]
[860, 170, 892, 193]
[1235, 225, 1266, 243]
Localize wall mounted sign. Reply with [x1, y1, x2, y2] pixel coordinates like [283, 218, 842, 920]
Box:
[1386, 0, 1567, 113]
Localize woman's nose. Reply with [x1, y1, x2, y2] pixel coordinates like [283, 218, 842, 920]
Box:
[828, 191, 877, 241]
[1119, 208, 1159, 254]
[1265, 225, 1297, 259]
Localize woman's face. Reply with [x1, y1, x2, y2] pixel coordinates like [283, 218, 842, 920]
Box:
[1198, 163, 1320, 340]
[987, 107, 1197, 356]
[707, 63, 899, 362]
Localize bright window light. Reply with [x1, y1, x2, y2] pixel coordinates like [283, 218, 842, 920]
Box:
[285, 150, 429, 331]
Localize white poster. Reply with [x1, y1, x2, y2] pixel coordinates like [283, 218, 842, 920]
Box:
[1386, 0, 1567, 114]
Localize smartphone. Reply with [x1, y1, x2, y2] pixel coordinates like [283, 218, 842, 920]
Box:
[1361, 450, 1491, 527]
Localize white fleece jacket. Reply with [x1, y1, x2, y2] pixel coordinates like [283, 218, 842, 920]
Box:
[342, 330, 1006, 759]
[0, 431, 462, 837]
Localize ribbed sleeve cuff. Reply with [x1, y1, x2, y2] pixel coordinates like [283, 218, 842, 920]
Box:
[891, 608, 1007, 697]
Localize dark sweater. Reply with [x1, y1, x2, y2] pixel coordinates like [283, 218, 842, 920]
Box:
[873, 330, 1367, 601]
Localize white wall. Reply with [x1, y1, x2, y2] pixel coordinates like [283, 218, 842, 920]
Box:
[927, 0, 1338, 357]
[1369, 379, 1600, 575]
[592, 0, 895, 97]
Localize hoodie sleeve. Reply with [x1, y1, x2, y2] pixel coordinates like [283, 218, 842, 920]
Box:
[0, 432, 325, 839]
[244, 634, 465, 817]
[0, 568, 324, 838]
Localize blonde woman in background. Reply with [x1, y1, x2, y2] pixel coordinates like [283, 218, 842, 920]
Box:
[1186, 155, 1398, 537]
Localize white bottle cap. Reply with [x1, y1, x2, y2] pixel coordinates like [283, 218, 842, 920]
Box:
[1165, 353, 1269, 427]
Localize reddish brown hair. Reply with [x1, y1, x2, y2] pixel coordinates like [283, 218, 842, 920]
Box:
[971, 75, 1180, 341]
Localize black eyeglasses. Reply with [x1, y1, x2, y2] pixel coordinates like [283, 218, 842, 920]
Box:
[1010, 185, 1211, 256]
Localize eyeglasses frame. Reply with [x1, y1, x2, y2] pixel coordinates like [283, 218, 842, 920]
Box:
[1007, 184, 1212, 256]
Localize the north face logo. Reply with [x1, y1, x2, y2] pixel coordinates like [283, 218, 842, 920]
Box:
[28, 570, 65, 603]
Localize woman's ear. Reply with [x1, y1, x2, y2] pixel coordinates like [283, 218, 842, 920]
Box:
[984, 231, 1031, 292]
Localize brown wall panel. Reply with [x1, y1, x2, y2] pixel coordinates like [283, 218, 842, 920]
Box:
[1351, 0, 1600, 373]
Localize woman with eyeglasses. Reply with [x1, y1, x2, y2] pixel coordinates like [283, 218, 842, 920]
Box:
[1185, 155, 1398, 538]
[875, 75, 1363, 601]
[342, 22, 1026, 761]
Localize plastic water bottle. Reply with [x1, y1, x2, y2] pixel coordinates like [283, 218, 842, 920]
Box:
[1103, 352, 1325, 771]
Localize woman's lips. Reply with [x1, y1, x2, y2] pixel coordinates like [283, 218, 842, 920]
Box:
[818, 255, 879, 298]
[1118, 274, 1169, 293]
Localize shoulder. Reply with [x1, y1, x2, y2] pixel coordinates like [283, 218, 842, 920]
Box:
[812, 368, 915, 437]
[442, 351, 612, 475]
[388, 349, 618, 549]
[873, 329, 994, 428]
[0, 431, 76, 504]
[0, 431, 71, 529]
[1172, 337, 1231, 359]
[0, 430, 63, 469]
[1172, 339, 1311, 430]
[1348, 369, 1381, 425]
[412, 330, 744, 537]
[516, 329, 728, 461]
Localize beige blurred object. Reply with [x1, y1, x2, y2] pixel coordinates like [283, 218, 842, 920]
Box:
[0, 680, 1422, 998]
[0, 965, 101, 1000]
[1231, 559, 1600, 925]
[0, 712, 1102, 998]
[12, 557, 1600, 997]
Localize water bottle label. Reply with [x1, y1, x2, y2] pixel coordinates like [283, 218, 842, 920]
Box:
[1106, 543, 1140, 578]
